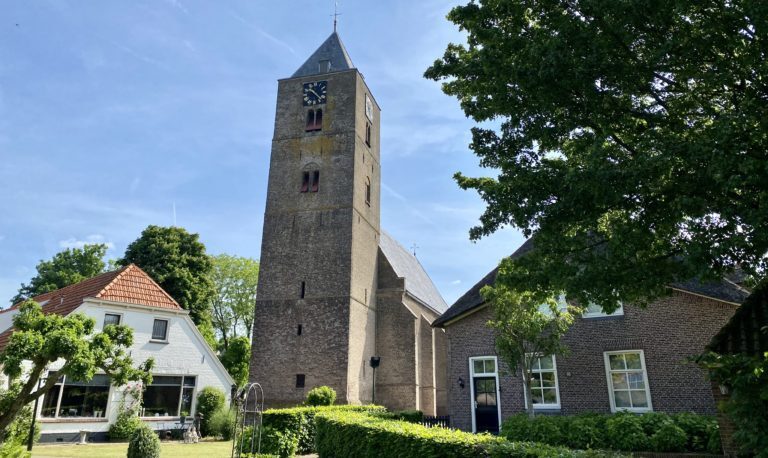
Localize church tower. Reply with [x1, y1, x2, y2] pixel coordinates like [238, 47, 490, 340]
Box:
[250, 32, 381, 406]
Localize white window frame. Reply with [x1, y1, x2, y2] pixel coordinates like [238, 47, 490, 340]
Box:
[151, 318, 170, 342]
[103, 312, 123, 328]
[604, 350, 653, 413]
[140, 374, 197, 418]
[41, 373, 112, 420]
[523, 354, 561, 410]
[583, 302, 624, 318]
[468, 356, 502, 433]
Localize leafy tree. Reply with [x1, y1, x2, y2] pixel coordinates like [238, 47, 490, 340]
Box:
[0, 301, 153, 438]
[119, 225, 215, 327]
[425, 1, 768, 309]
[218, 336, 251, 387]
[483, 282, 575, 417]
[210, 254, 259, 349]
[11, 244, 108, 305]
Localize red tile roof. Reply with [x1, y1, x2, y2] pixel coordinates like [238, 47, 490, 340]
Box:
[0, 264, 182, 351]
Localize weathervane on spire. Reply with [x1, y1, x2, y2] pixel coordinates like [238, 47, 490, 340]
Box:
[332, 0, 341, 32]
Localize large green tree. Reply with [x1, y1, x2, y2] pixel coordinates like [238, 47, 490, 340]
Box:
[119, 226, 215, 327]
[218, 336, 251, 387]
[426, 0, 768, 309]
[0, 301, 153, 438]
[10, 244, 108, 305]
[210, 254, 259, 350]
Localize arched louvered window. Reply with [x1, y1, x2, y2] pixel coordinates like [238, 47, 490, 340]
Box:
[305, 109, 322, 132]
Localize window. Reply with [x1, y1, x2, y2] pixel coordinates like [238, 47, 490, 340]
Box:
[538, 294, 568, 316]
[41, 373, 110, 418]
[526, 355, 560, 409]
[142, 375, 196, 417]
[318, 59, 331, 73]
[297, 324, 302, 335]
[365, 177, 371, 206]
[103, 313, 121, 327]
[300, 281, 306, 299]
[296, 374, 305, 388]
[604, 350, 652, 412]
[301, 170, 320, 193]
[305, 109, 322, 132]
[152, 319, 169, 341]
[583, 302, 624, 318]
[365, 122, 371, 147]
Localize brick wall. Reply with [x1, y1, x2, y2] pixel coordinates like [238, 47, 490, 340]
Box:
[444, 291, 737, 431]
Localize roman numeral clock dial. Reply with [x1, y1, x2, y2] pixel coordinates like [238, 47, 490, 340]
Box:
[302, 81, 327, 106]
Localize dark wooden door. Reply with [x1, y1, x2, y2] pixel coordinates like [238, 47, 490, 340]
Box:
[473, 376, 499, 433]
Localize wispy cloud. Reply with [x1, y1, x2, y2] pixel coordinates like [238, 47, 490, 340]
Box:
[59, 234, 115, 250]
[451, 279, 461, 285]
[382, 182, 406, 202]
[163, 0, 189, 14]
[113, 42, 169, 70]
[228, 10, 296, 56]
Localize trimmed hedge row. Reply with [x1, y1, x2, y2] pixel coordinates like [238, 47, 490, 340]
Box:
[501, 412, 720, 453]
[315, 410, 624, 458]
[262, 404, 387, 454]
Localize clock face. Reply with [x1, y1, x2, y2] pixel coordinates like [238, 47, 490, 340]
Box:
[365, 94, 373, 121]
[303, 81, 327, 106]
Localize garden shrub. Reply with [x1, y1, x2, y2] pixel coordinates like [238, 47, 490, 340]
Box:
[561, 414, 605, 450]
[638, 412, 671, 436]
[108, 408, 143, 441]
[649, 421, 687, 452]
[239, 425, 298, 458]
[209, 406, 236, 440]
[3, 405, 40, 448]
[262, 404, 386, 454]
[196, 386, 226, 436]
[304, 385, 336, 406]
[315, 410, 503, 457]
[500, 414, 565, 446]
[127, 423, 160, 458]
[373, 409, 424, 423]
[605, 413, 649, 451]
[671, 412, 718, 453]
[0, 441, 29, 458]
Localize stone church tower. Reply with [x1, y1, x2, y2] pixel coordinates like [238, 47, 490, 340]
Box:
[250, 32, 448, 415]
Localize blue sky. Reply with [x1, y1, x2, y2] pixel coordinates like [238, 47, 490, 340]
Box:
[0, 0, 524, 307]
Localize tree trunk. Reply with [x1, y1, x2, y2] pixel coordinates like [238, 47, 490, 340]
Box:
[0, 363, 57, 437]
[521, 357, 535, 418]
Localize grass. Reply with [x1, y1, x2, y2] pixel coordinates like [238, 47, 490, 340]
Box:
[32, 440, 234, 458]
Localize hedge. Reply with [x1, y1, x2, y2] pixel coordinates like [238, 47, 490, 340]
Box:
[501, 412, 721, 454]
[314, 410, 623, 458]
[262, 404, 387, 454]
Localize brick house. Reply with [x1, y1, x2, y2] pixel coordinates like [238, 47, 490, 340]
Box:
[0, 264, 234, 442]
[433, 239, 749, 433]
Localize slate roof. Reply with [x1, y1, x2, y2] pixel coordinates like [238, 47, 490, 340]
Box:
[379, 231, 448, 314]
[0, 264, 181, 351]
[433, 238, 749, 327]
[292, 32, 355, 78]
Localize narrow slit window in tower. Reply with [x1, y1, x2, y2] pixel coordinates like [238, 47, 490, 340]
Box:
[297, 324, 303, 335]
[300, 172, 310, 193]
[365, 177, 371, 206]
[365, 122, 371, 147]
[300, 281, 306, 299]
[296, 374, 305, 388]
[311, 171, 320, 192]
[305, 109, 322, 132]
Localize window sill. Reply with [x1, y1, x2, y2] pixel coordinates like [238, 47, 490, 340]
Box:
[140, 416, 182, 422]
[582, 314, 624, 320]
[40, 418, 109, 423]
[533, 405, 561, 411]
[149, 339, 169, 344]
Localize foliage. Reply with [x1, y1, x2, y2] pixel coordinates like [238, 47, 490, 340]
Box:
[108, 406, 143, 441]
[210, 254, 259, 348]
[649, 421, 687, 453]
[11, 244, 108, 305]
[262, 404, 387, 454]
[218, 336, 251, 387]
[304, 385, 336, 406]
[196, 386, 226, 437]
[604, 413, 647, 452]
[238, 425, 298, 458]
[119, 225, 215, 327]
[208, 406, 236, 440]
[500, 412, 717, 453]
[374, 409, 424, 423]
[484, 284, 576, 416]
[126, 423, 160, 458]
[699, 350, 768, 456]
[0, 403, 38, 458]
[0, 441, 29, 458]
[0, 301, 153, 438]
[315, 410, 618, 458]
[426, 0, 768, 309]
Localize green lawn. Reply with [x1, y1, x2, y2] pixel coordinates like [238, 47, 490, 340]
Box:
[32, 440, 234, 458]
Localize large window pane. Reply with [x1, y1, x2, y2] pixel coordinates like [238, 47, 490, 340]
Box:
[143, 385, 181, 416]
[609, 354, 626, 370]
[528, 354, 560, 407]
[152, 319, 169, 340]
[41, 374, 110, 418]
[605, 351, 651, 412]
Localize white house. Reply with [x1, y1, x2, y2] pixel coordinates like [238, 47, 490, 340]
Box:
[0, 264, 235, 443]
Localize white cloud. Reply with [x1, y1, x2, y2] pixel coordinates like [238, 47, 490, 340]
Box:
[451, 279, 461, 285]
[59, 234, 115, 250]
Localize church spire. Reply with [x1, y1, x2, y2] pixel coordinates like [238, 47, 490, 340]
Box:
[291, 31, 354, 78]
